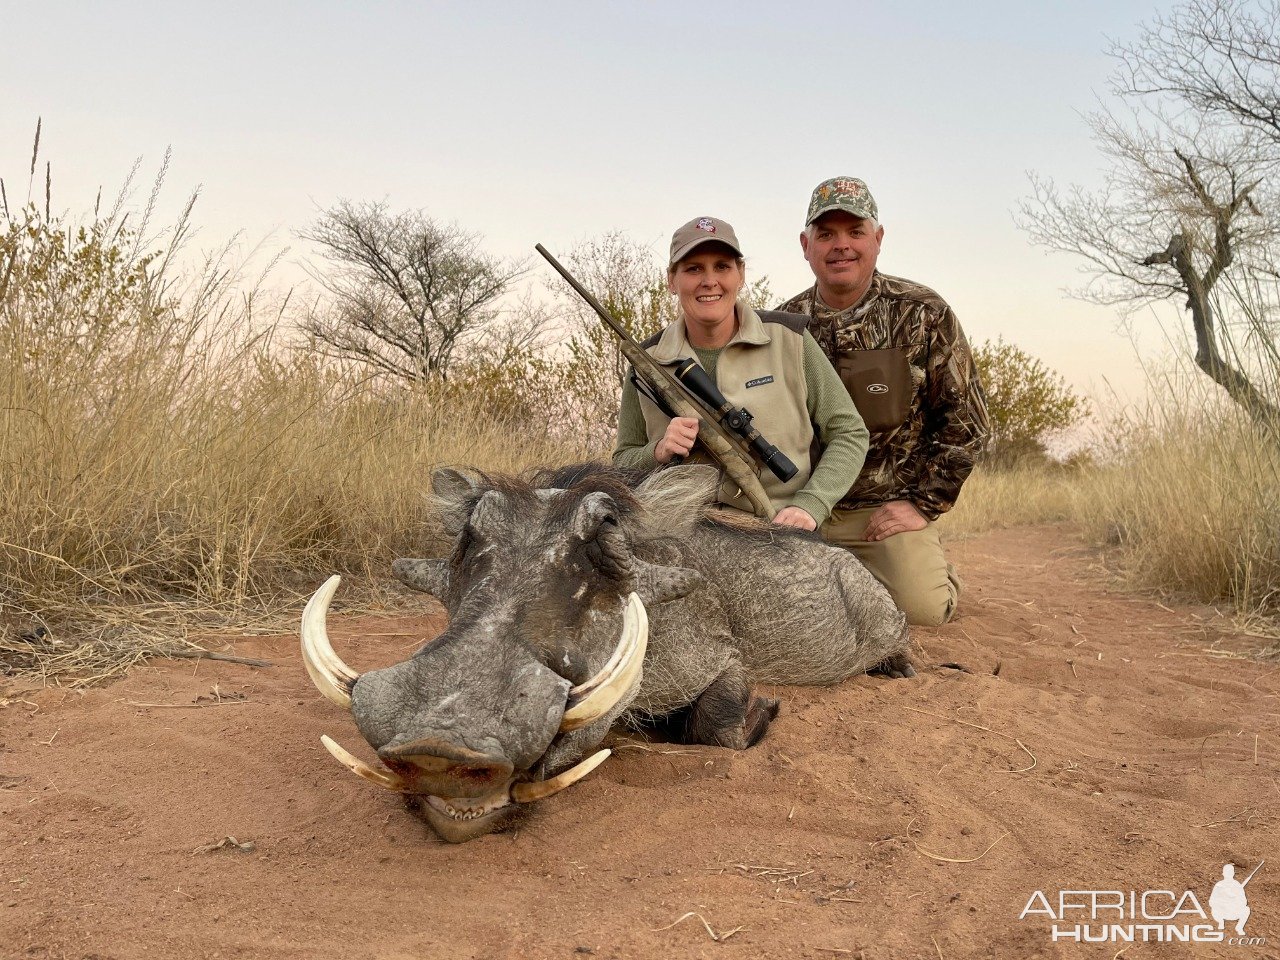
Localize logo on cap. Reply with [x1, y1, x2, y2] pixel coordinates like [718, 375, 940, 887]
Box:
[696, 218, 716, 233]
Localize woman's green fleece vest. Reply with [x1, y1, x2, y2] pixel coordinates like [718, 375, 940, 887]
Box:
[637, 304, 813, 513]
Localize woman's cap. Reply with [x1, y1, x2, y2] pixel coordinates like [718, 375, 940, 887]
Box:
[669, 217, 743, 267]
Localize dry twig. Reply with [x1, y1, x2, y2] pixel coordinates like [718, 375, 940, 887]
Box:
[1000, 739, 1038, 774]
[167, 649, 273, 668]
[1197, 808, 1255, 828]
[650, 912, 742, 942]
[914, 832, 1009, 864]
[193, 836, 256, 854]
[901, 705, 1018, 742]
[127, 700, 250, 709]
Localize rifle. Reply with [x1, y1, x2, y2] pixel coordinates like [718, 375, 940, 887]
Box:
[535, 243, 777, 520]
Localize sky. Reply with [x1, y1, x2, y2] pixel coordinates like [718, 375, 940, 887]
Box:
[2, 1, 1190, 402]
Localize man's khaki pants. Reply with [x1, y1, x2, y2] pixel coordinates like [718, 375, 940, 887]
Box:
[821, 505, 959, 627]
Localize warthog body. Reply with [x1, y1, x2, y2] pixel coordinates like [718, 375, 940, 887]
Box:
[304, 463, 909, 842]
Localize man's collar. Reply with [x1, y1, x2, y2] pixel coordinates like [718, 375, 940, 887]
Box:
[814, 271, 882, 313]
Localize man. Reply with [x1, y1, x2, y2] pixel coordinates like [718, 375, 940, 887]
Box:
[777, 177, 989, 626]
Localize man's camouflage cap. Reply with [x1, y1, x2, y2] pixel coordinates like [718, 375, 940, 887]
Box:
[806, 176, 878, 226]
[669, 216, 743, 267]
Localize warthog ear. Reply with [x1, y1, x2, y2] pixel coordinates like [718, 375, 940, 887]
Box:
[430, 468, 482, 535]
[391, 558, 449, 598]
[634, 558, 705, 606]
[633, 465, 720, 539]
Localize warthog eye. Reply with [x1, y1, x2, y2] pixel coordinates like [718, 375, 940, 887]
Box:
[452, 525, 478, 564]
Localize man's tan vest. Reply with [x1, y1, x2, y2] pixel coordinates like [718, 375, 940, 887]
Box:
[636, 304, 813, 513]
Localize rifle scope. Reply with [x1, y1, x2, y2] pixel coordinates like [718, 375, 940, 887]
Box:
[672, 358, 798, 484]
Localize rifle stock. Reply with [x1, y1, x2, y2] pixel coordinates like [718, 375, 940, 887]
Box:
[535, 243, 775, 519]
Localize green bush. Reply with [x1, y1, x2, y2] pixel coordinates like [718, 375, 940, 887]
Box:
[973, 337, 1088, 464]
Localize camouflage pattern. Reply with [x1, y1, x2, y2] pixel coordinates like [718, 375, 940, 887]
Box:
[776, 272, 990, 519]
[806, 176, 879, 225]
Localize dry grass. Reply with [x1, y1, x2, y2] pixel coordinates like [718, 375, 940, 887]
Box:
[0, 146, 606, 685]
[1072, 406, 1280, 633]
[939, 461, 1079, 537]
[0, 307, 596, 685]
[944, 379, 1280, 640]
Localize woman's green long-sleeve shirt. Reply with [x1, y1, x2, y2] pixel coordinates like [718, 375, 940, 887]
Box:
[613, 330, 868, 527]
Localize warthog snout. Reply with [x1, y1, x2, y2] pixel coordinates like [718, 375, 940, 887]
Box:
[301, 572, 648, 842]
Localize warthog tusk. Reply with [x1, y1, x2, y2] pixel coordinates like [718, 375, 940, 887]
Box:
[301, 575, 359, 709]
[560, 592, 648, 733]
[511, 749, 611, 804]
[321, 734, 409, 792]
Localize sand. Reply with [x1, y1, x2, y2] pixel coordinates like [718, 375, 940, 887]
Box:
[1, 525, 1275, 960]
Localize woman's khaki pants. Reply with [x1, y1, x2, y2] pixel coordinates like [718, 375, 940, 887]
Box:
[821, 505, 959, 627]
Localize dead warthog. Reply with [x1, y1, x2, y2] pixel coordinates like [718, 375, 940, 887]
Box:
[301, 463, 910, 842]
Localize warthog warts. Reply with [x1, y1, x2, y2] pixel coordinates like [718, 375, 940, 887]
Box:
[301, 463, 911, 842]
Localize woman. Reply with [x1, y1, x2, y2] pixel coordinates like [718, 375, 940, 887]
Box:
[613, 216, 868, 530]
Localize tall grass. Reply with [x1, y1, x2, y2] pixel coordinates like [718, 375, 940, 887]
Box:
[940, 461, 1078, 536]
[945, 367, 1280, 635]
[1, 314, 596, 682]
[1, 337, 592, 607]
[1073, 391, 1280, 625]
[0, 192, 596, 683]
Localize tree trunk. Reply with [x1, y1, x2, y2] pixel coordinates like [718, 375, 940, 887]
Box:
[1169, 237, 1280, 442]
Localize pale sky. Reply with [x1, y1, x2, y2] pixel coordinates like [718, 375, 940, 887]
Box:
[3, 1, 1186, 401]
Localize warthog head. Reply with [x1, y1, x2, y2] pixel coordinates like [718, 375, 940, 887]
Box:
[301, 465, 711, 842]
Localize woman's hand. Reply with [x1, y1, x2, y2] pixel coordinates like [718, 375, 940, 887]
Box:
[655, 417, 699, 464]
[772, 506, 816, 531]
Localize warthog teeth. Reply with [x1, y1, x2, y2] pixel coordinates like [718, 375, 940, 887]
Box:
[321, 734, 409, 792]
[424, 794, 510, 821]
[301, 575, 360, 709]
[511, 748, 612, 804]
[560, 593, 648, 733]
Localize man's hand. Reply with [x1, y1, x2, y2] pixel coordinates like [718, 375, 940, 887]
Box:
[655, 416, 699, 464]
[772, 506, 817, 531]
[862, 500, 927, 541]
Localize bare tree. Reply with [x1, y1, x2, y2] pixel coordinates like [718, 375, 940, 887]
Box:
[1112, 0, 1280, 146]
[299, 201, 526, 381]
[551, 232, 677, 391]
[1019, 0, 1280, 437]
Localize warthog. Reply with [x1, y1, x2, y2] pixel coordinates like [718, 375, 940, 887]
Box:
[301, 463, 910, 842]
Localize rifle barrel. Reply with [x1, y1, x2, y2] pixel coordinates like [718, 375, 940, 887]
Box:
[535, 244, 628, 340]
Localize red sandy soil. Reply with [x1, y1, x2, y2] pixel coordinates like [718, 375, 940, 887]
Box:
[1, 525, 1276, 960]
